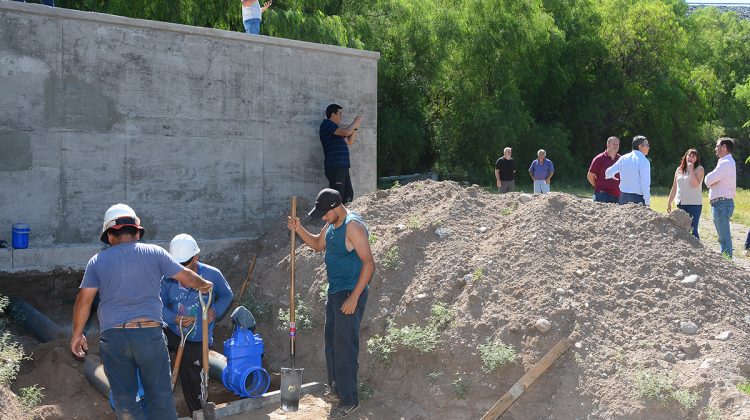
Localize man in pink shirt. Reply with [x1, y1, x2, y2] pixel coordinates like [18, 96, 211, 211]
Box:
[704, 137, 736, 258]
[587, 136, 621, 203]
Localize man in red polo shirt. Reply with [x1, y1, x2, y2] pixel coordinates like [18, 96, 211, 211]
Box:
[587, 136, 621, 203]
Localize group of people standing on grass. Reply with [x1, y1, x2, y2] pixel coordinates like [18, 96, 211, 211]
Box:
[494, 136, 742, 259]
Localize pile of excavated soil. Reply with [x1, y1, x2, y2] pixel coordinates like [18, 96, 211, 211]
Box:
[211, 180, 750, 419]
[7, 180, 750, 419]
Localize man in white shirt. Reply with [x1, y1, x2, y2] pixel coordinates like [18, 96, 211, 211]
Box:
[704, 137, 737, 259]
[242, 0, 272, 35]
[605, 135, 651, 205]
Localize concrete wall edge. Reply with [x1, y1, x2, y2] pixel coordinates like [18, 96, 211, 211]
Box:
[0, 1, 381, 61]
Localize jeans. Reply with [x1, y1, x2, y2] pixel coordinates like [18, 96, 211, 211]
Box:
[498, 180, 514, 194]
[533, 180, 550, 194]
[746, 229, 750, 251]
[325, 289, 368, 406]
[165, 328, 204, 413]
[325, 166, 354, 204]
[677, 204, 702, 239]
[100, 327, 177, 420]
[593, 191, 619, 203]
[712, 199, 734, 258]
[243, 18, 261, 35]
[618, 192, 644, 205]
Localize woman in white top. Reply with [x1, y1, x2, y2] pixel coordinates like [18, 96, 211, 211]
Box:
[667, 148, 705, 239]
[242, 0, 272, 35]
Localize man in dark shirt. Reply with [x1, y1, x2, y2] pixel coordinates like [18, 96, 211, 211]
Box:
[319, 104, 363, 204]
[494, 147, 515, 193]
[587, 136, 621, 203]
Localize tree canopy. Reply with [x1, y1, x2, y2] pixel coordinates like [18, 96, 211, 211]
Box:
[56, 0, 750, 185]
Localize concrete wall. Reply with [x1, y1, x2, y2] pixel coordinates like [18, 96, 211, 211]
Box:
[0, 2, 378, 258]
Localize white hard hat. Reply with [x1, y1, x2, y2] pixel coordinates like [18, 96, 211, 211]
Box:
[169, 233, 200, 263]
[100, 203, 145, 244]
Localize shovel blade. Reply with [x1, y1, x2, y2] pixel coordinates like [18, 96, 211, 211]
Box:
[280, 367, 304, 412]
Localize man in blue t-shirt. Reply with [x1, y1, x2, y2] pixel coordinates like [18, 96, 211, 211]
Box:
[287, 189, 374, 419]
[528, 149, 555, 194]
[71, 204, 213, 420]
[319, 104, 363, 204]
[161, 233, 233, 414]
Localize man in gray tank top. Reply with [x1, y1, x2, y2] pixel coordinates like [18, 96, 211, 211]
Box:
[71, 203, 213, 420]
[287, 189, 375, 418]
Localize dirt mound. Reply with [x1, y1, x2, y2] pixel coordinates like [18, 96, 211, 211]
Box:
[210, 180, 750, 419]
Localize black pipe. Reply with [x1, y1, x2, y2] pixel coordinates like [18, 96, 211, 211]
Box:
[7, 296, 63, 343]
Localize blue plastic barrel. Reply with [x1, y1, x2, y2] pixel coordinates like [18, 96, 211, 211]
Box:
[12, 223, 30, 249]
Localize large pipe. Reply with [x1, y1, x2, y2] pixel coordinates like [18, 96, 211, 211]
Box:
[83, 355, 110, 399]
[209, 350, 227, 381]
[7, 296, 63, 343]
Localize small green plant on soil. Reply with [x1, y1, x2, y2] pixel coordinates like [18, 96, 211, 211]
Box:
[427, 371, 443, 384]
[500, 207, 513, 216]
[672, 388, 700, 410]
[368, 233, 378, 246]
[391, 181, 401, 190]
[358, 382, 373, 403]
[277, 295, 314, 331]
[478, 340, 517, 373]
[18, 384, 44, 411]
[318, 282, 329, 302]
[635, 370, 700, 410]
[381, 246, 403, 270]
[407, 216, 422, 230]
[367, 304, 454, 364]
[450, 377, 469, 400]
[0, 294, 26, 386]
[737, 381, 750, 396]
[704, 405, 722, 420]
[471, 267, 483, 282]
[238, 287, 274, 323]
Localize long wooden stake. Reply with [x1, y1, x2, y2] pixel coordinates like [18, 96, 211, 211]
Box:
[236, 255, 257, 303]
[481, 334, 577, 420]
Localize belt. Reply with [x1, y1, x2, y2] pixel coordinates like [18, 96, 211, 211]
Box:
[113, 320, 162, 329]
[710, 197, 733, 206]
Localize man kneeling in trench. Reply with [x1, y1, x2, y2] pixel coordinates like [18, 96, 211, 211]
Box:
[287, 188, 375, 418]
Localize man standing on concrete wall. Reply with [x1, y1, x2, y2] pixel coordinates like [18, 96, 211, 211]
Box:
[71, 204, 213, 420]
[241, 0, 272, 35]
[320, 104, 363, 204]
[705, 137, 737, 259]
[162, 234, 233, 414]
[287, 189, 375, 418]
[495, 147, 515, 193]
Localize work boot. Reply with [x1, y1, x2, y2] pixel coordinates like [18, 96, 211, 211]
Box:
[328, 401, 359, 419]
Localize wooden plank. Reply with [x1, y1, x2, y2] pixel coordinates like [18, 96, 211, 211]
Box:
[481, 335, 577, 420]
[189, 382, 324, 419]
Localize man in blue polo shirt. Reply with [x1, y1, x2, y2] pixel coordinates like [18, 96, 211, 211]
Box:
[161, 234, 233, 414]
[319, 104, 363, 204]
[529, 149, 555, 194]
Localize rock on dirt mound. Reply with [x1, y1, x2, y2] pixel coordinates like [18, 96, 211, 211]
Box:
[210, 180, 750, 419]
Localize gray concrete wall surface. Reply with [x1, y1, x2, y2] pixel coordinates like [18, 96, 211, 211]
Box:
[0, 2, 378, 262]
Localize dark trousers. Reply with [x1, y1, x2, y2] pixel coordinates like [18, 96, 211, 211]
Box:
[325, 166, 354, 204]
[619, 192, 645, 205]
[593, 191, 619, 203]
[677, 204, 702, 239]
[325, 289, 368, 406]
[165, 328, 204, 413]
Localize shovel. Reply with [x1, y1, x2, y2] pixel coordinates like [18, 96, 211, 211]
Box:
[198, 288, 216, 420]
[281, 196, 304, 412]
[171, 317, 196, 392]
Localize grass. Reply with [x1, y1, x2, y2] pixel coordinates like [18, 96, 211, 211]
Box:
[471, 268, 484, 283]
[478, 340, 517, 373]
[634, 369, 701, 410]
[18, 384, 44, 411]
[381, 246, 404, 271]
[366, 304, 454, 365]
[738, 381, 750, 396]
[407, 215, 423, 230]
[450, 377, 469, 400]
[277, 294, 315, 331]
[0, 295, 26, 386]
[237, 287, 274, 323]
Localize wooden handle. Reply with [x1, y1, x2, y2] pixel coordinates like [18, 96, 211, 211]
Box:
[171, 344, 185, 389]
[290, 197, 296, 325]
[202, 319, 209, 377]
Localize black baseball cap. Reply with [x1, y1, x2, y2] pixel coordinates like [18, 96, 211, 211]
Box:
[308, 189, 342, 219]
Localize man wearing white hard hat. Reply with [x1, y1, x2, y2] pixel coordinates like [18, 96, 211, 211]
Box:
[160, 233, 233, 413]
[71, 204, 214, 420]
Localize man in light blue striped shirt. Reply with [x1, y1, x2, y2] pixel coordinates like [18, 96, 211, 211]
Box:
[605, 135, 651, 205]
